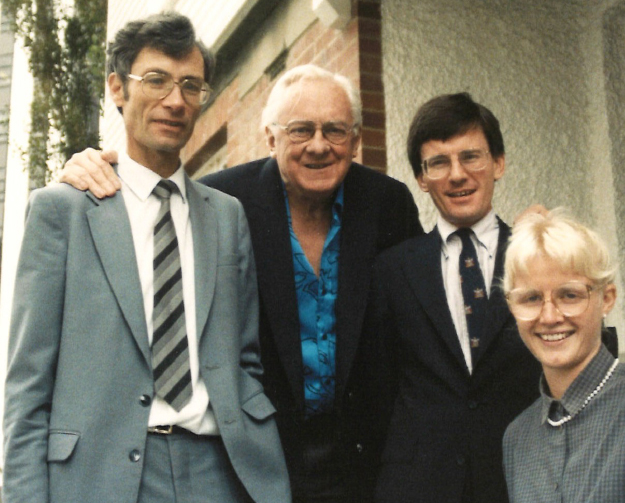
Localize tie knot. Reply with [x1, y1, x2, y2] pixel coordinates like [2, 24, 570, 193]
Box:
[153, 179, 178, 200]
[455, 227, 474, 246]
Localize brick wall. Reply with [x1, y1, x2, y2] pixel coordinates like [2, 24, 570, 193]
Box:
[182, 0, 388, 175]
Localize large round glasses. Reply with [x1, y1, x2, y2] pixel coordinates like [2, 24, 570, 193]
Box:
[127, 71, 210, 107]
[273, 121, 356, 145]
[506, 281, 597, 321]
[421, 149, 490, 179]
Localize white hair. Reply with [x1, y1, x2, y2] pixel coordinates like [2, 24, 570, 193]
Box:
[260, 64, 362, 133]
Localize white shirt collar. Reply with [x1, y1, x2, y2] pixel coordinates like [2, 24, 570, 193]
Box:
[438, 209, 499, 257]
[118, 152, 187, 203]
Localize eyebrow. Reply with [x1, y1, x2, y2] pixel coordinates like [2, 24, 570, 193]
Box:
[140, 68, 204, 80]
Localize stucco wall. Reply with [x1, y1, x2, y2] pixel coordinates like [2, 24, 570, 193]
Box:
[381, 0, 624, 338]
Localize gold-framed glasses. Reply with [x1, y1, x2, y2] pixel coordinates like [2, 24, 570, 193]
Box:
[273, 120, 356, 145]
[127, 71, 210, 107]
[422, 148, 490, 179]
[506, 281, 597, 321]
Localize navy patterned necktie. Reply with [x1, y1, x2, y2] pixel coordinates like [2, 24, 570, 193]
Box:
[151, 180, 192, 412]
[456, 228, 487, 357]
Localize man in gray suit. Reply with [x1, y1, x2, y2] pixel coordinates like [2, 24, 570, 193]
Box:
[3, 12, 290, 503]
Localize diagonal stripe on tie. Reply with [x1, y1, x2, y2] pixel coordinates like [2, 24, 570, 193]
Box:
[151, 180, 192, 412]
[154, 271, 184, 314]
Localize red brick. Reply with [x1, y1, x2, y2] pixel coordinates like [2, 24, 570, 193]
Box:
[359, 37, 382, 56]
[357, 1, 381, 20]
[185, 12, 389, 172]
[362, 110, 385, 129]
[361, 127, 386, 148]
[360, 53, 381, 74]
[361, 90, 385, 111]
[362, 146, 387, 170]
[358, 18, 381, 39]
[360, 72, 383, 93]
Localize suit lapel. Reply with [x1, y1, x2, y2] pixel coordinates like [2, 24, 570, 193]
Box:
[334, 166, 378, 401]
[246, 160, 305, 408]
[87, 192, 151, 365]
[404, 230, 469, 371]
[186, 178, 218, 342]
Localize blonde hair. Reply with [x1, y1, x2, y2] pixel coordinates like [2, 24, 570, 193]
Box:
[260, 64, 362, 133]
[503, 209, 616, 293]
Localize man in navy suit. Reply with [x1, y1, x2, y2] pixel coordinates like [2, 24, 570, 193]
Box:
[368, 93, 542, 503]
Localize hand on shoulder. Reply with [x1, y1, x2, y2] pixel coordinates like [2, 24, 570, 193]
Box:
[60, 148, 121, 199]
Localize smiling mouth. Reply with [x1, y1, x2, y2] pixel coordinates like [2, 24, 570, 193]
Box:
[538, 332, 572, 342]
[448, 189, 475, 198]
[304, 163, 331, 169]
[154, 119, 185, 129]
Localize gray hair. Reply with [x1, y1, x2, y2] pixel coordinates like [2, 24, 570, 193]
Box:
[261, 64, 362, 133]
[503, 209, 616, 293]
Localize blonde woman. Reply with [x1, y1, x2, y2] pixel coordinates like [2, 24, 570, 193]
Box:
[502, 210, 622, 502]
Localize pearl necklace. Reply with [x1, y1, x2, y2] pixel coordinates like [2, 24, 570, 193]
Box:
[547, 359, 619, 427]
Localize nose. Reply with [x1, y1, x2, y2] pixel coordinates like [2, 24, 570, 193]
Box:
[305, 128, 330, 154]
[160, 83, 186, 109]
[448, 155, 468, 181]
[538, 298, 565, 324]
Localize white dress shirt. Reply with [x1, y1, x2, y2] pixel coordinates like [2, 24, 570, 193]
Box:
[118, 153, 218, 434]
[438, 210, 500, 374]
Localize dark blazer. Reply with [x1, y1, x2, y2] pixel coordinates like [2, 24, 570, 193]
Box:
[201, 157, 423, 501]
[368, 221, 542, 503]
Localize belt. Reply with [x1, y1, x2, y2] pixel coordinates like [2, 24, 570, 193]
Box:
[147, 425, 190, 435]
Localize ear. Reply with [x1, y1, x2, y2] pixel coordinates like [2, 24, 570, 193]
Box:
[493, 154, 506, 181]
[416, 173, 429, 193]
[351, 132, 362, 158]
[265, 126, 277, 158]
[108, 73, 125, 108]
[601, 283, 617, 316]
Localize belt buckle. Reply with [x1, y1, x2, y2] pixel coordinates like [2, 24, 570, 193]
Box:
[148, 425, 174, 435]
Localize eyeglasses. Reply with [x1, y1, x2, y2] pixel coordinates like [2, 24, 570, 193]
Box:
[273, 121, 356, 145]
[506, 281, 597, 321]
[127, 71, 210, 107]
[421, 149, 490, 179]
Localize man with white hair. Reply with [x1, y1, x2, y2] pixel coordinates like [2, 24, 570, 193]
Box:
[60, 64, 423, 502]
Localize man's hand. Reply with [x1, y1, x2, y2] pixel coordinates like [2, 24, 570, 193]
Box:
[60, 148, 121, 199]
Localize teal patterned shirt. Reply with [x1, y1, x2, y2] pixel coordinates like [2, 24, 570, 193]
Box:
[285, 185, 343, 416]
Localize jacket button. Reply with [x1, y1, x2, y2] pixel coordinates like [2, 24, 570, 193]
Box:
[139, 394, 152, 407]
[468, 400, 478, 410]
[356, 443, 364, 453]
[456, 454, 466, 466]
[129, 449, 141, 462]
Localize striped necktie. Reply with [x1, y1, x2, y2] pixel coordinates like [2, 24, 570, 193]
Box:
[456, 228, 487, 358]
[152, 180, 192, 411]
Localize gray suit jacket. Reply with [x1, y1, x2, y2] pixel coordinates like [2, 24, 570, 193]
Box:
[3, 177, 290, 503]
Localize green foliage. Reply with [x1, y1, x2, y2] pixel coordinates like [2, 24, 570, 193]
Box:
[3, 0, 107, 187]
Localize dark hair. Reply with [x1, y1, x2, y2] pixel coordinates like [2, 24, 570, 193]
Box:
[406, 92, 504, 178]
[107, 11, 215, 88]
